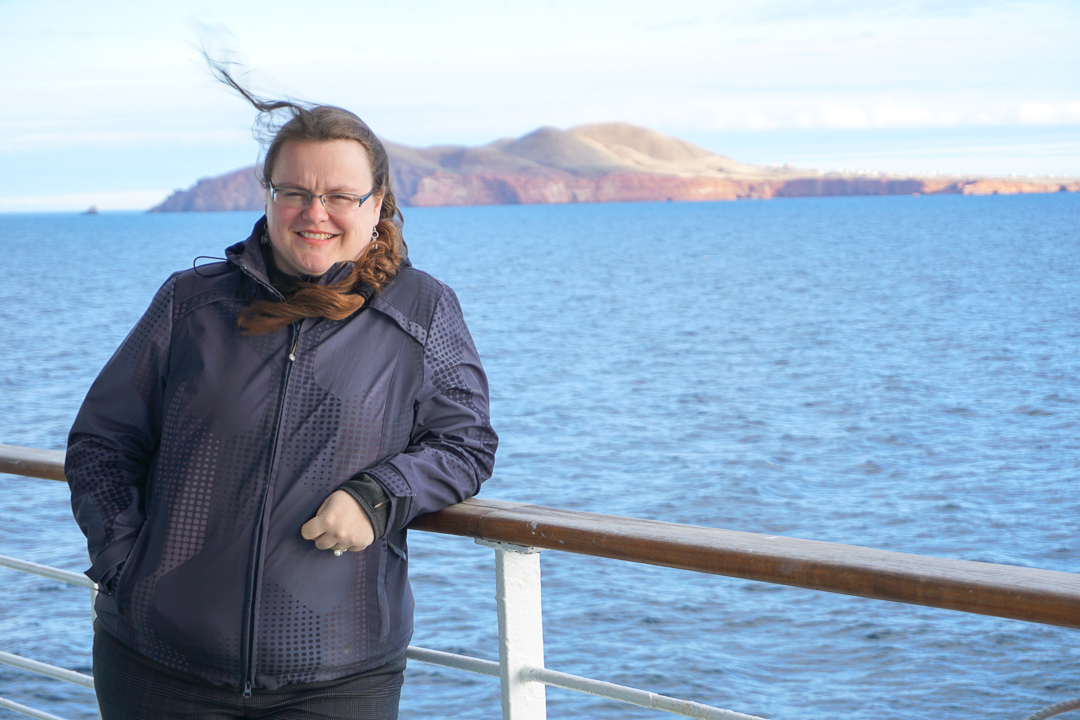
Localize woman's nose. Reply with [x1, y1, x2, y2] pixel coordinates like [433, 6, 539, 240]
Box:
[303, 195, 330, 221]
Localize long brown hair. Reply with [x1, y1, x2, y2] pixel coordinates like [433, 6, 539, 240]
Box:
[212, 65, 405, 334]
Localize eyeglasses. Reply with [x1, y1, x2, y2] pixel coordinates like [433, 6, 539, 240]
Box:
[269, 184, 375, 212]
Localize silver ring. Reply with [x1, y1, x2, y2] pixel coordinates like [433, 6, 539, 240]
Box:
[333, 546, 347, 557]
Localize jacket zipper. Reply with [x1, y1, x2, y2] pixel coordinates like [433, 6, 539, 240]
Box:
[241, 322, 300, 699]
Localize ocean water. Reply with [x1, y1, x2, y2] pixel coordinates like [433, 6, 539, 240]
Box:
[0, 193, 1077, 720]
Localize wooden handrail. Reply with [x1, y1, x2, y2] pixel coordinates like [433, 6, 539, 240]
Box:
[411, 499, 1080, 629]
[0, 443, 65, 481]
[4, 442, 1078, 629]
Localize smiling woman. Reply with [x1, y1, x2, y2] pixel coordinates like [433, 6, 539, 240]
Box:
[265, 140, 382, 278]
[63, 65, 497, 720]
[224, 83, 410, 335]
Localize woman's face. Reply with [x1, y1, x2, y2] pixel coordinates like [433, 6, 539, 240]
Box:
[265, 139, 383, 278]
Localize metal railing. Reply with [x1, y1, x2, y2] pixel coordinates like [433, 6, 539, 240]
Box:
[2, 442, 1079, 720]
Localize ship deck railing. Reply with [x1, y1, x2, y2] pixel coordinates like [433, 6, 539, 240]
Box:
[1, 442, 1078, 720]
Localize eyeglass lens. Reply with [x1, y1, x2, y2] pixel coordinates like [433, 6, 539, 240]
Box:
[272, 187, 371, 211]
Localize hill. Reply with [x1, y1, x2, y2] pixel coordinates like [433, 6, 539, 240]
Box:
[150, 123, 1077, 211]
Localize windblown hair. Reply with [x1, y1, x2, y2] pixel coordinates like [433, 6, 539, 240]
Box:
[212, 65, 405, 335]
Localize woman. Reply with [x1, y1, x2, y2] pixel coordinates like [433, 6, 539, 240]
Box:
[66, 91, 497, 719]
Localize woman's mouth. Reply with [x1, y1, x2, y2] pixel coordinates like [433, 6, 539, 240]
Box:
[297, 231, 336, 241]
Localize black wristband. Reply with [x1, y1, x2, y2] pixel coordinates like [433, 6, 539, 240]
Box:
[340, 474, 392, 539]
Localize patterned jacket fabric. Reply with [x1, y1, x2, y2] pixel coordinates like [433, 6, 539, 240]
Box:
[66, 218, 497, 691]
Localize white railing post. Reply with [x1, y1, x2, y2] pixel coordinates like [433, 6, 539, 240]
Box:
[481, 540, 546, 720]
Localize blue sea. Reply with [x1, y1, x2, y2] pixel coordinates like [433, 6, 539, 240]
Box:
[1, 193, 1077, 720]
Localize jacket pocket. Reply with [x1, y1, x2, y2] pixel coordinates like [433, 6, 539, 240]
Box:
[376, 538, 390, 641]
[112, 525, 150, 616]
[377, 537, 408, 642]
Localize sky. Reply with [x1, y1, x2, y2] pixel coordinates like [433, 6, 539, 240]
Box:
[1, 0, 1077, 212]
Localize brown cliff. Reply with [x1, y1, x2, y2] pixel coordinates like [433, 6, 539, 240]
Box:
[153, 167, 264, 212]
[149, 123, 1077, 211]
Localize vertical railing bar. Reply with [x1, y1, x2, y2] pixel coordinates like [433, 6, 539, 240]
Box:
[480, 539, 547, 720]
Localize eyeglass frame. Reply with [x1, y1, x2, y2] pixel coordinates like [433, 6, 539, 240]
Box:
[268, 183, 376, 212]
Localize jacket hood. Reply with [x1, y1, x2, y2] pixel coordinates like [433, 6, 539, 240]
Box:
[226, 216, 410, 292]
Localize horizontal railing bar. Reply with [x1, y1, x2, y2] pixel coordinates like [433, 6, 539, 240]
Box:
[406, 646, 500, 677]
[0, 540, 745, 720]
[525, 665, 766, 720]
[0, 555, 96, 590]
[4, 443, 1078, 629]
[403, 646, 758, 720]
[0, 650, 95, 689]
[0, 696, 71, 720]
[0, 444, 65, 482]
[410, 498, 1080, 629]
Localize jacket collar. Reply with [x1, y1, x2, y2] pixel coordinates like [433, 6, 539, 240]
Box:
[227, 216, 357, 292]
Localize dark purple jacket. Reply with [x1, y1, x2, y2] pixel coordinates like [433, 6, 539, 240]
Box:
[66, 219, 496, 691]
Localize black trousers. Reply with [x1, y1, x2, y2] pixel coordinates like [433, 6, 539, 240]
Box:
[93, 629, 405, 720]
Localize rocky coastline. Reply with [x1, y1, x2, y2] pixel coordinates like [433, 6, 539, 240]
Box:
[150, 123, 1077, 212]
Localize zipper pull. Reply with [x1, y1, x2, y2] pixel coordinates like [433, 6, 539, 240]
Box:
[243, 682, 252, 699]
[288, 333, 299, 362]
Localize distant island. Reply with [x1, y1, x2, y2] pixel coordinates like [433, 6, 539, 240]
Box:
[150, 123, 1078, 212]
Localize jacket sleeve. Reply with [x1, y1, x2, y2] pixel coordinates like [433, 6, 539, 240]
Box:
[364, 285, 497, 530]
[66, 275, 176, 587]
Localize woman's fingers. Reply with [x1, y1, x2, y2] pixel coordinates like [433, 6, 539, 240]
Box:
[300, 490, 376, 552]
[300, 516, 339, 550]
[300, 514, 326, 541]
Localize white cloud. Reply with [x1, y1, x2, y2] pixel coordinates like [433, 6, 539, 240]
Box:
[651, 96, 1080, 134]
[0, 128, 254, 153]
[0, 191, 170, 213]
[1018, 102, 1063, 125]
[818, 103, 870, 129]
[869, 100, 938, 127]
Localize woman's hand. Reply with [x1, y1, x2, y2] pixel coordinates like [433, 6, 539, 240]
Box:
[301, 490, 376, 553]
